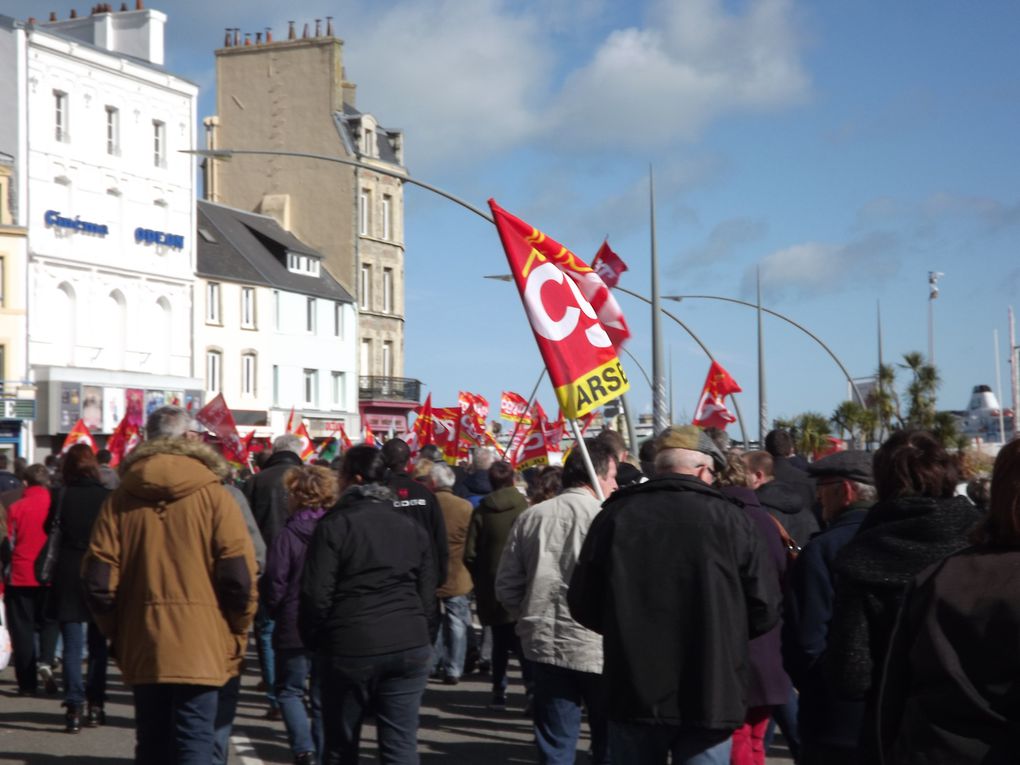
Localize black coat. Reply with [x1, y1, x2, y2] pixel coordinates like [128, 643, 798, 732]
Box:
[757, 479, 820, 549]
[826, 495, 983, 759]
[879, 548, 1020, 765]
[568, 474, 782, 729]
[782, 505, 869, 749]
[45, 479, 110, 622]
[385, 470, 449, 587]
[298, 484, 437, 657]
[242, 450, 303, 546]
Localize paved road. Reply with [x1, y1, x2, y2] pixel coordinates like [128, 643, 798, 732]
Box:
[0, 653, 795, 763]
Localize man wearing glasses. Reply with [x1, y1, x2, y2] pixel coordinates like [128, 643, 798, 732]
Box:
[568, 425, 781, 765]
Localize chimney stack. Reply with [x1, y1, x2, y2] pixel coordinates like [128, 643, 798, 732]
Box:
[49, 11, 57, 21]
[315, 19, 321, 36]
[265, 27, 273, 43]
[327, 16, 334, 36]
[135, 0, 143, 9]
[244, 32, 252, 46]
[288, 21, 295, 40]
[233, 28, 240, 46]
[70, 9, 78, 18]
[302, 23, 309, 39]
[121, 2, 128, 10]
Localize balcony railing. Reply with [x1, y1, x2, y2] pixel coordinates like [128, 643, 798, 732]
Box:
[359, 376, 421, 403]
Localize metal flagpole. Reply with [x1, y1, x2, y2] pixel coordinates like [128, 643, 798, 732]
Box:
[501, 368, 546, 461]
[650, 167, 668, 435]
[569, 417, 604, 501]
[1010, 306, 1018, 430]
[620, 392, 638, 455]
[757, 267, 767, 445]
[995, 329, 1006, 444]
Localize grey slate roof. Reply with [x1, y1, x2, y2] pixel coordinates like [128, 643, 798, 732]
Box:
[337, 102, 403, 167]
[196, 200, 353, 303]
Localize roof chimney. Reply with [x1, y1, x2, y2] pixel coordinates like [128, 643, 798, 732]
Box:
[265, 27, 273, 43]
[121, 2, 128, 10]
[326, 16, 334, 36]
[135, 0, 143, 9]
[223, 28, 231, 47]
[244, 32, 251, 46]
[255, 31, 262, 45]
[302, 22, 309, 39]
[69, 8, 78, 18]
[49, 11, 57, 21]
[315, 19, 321, 36]
[233, 28, 240, 46]
[288, 20, 295, 40]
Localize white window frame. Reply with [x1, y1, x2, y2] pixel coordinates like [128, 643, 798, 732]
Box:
[105, 106, 119, 155]
[361, 339, 371, 376]
[306, 297, 317, 333]
[382, 268, 393, 314]
[382, 195, 392, 240]
[273, 290, 281, 331]
[332, 371, 345, 408]
[303, 369, 318, 407]
[241, 286, 256, 329]
[206, 350, 222, 393]
[359, 264, 371, 310]
[359, 190, 370, 235]
[241, 352, 257, 397]
[382, 341, 393, 378]
[153, 119, 166, 167]
[54, 90, 69, 142]
[334, 302, 343, 337]
[206, 282, 221, 324]
[272, 364, 280, 406]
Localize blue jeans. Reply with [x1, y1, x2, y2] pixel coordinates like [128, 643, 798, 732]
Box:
[276, 648, 323, 757]
[765, 686, 801, 760]
[321, 644, 432, 764]
[212, 675, 240, 765]
[609, 721, 732, 765]
[133, 683, 220, 765]
[60, 621, 108, 707]
[254, 605, 278, 708]
[433, 595, 470, 679]
[532, 662, 610, 765]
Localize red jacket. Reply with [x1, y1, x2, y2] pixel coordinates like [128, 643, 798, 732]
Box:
[6, 485, 50, 587]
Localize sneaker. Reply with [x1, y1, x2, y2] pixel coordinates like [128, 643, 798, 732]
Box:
[442, 673, 460, 686]
[86, 703, 106, 727]
[294, 752, 316, 765]
[488, 692, 507, 709]
[64, 704, 83, 734]
[38, 664, 58, 695]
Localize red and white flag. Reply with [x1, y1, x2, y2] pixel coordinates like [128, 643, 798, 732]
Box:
[513, 416, 549, 470]
[337, 424, 353, 451]
[285, 407, 297, 434]
[591, 240, 629, 289]
[499, 391, 532, 424]
[363, 423, 378, 447]
[62, 419, 97, 455]
[692, 361, 743, 430]
[195, 394, 248, 467]
[106, 415, 140, 466]
[292, 422, 317, 462]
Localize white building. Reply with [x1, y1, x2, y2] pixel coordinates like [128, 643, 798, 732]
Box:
[196, 200, 359, 439]
[0, 7, 202, 455]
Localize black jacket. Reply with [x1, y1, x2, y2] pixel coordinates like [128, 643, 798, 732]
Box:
[878, 548, 1020, 765]
[782, 505, 869, 749]
[757, 479, 819, 549]
[45, 479, 111, 623]
[242, 450, 303, 546]
[385, 469, 449, 587]
[298, 484, 437, 656]
[826, 495, 983, 760]
[568, 474, 781, 729]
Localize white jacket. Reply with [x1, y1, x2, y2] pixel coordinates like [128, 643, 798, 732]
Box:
[495, 487, 604, 674]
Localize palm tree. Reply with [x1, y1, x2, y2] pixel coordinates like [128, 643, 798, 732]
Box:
[831, 400, 865, 449]
[900, 351, 940, 429]
[795, 412, 832, 458]
[868, 363, 900, 439]
[932, 410, 961, 450]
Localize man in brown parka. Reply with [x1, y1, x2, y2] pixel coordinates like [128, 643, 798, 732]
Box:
[83, 406, 257, 763]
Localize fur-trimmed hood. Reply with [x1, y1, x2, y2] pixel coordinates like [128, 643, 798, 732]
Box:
[119, 437, 230, 503]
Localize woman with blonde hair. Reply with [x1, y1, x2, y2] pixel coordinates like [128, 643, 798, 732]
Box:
[261, 465, 339, 765]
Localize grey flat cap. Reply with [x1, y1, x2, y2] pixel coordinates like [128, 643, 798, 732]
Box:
[656, 425, 726, 470]
[807, 449, 873, 485]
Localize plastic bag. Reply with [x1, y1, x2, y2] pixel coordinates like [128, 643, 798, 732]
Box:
[0, 597, 11, 671]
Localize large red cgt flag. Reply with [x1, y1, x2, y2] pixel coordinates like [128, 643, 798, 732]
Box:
[513, 416, 549, 470]
[490, 200, 630, 419]
[62, 419, 98, 455]
[499, 391, 531, 424]
[693, 361, 743, 430]
[195, 394, 248, 467]
[591, 240, 629, 289]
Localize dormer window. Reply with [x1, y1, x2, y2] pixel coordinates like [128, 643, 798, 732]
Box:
[362, 126, 376, 157]
[287, 251, 320, 276]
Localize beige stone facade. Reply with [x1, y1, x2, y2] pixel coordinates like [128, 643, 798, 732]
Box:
[209, 28, 406, 381]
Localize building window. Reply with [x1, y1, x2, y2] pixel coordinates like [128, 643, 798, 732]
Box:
[287, 252, 320, 276]
[361, 339, 371, 376]
[54, 91, 69, 142]
[241, 352, 257, 397]
[359, 264, 371, 310]
[359, 190, 370, 235]
[0, 344, 5, 381]
[0, 256, 5, 307]
[206, 282, 221, 324]
[273, 290, 281, 331]
[332, 371, 345, 408]
[206, 350, 222, 393]
[382, 195, 392, 240]
[303, 369, 318, 407]
[382, 341, 393, 378]
[272, 364, 280, 405]
[382, 268, 393, 314]
[306, 297, 317, 333]
[153, 120, 166, 167]
[334, 302, 343, 337]
[241, 287, 256, 328]
[105, 106, 119, 155]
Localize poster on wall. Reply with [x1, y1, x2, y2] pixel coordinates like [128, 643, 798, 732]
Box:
[82, 386, 103, 432]
[145, 390, 166, 417]
[125, 389, 145, 426]
[185, 390, 204, 413]
[59, 383, 81, 431]
[166, 390, 184, 407]
[103, 388, 126, 433]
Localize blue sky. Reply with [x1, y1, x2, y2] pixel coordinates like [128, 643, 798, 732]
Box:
[14, 0, 1020, 434]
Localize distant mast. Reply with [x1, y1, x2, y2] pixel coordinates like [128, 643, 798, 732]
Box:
[1010, 306, 1018, 425]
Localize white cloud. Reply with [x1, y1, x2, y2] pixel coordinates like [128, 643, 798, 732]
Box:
[675, 216, 768, 273]
[548, 0, 809, 150]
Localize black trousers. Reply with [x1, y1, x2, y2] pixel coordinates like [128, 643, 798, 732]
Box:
[5, 586, 59, 692]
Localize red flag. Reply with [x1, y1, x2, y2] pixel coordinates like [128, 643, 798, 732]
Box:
[814, 436, 846, 461]
[412, 394, 435, 448]
[459, 391, 489, 419]
[499, 391, 532, 424]
[195, 393, 248, 467]
[337, 424, 353, 451]
[591, 240, 629, 289]
[429, 406, 461, 464]
[489, 200, 630, 418]
[62, 418, 98, 455]
[543, 412, 566, 451]
[692, 361, 743, 430]
[106, 415, 140, 466]
[513, 416, 549, 470]
[285, 407, 296, 434]
[363, 423, 378, 447]
[293, 422, 317, 462]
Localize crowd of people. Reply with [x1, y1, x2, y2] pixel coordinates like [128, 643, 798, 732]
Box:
[1, 404, 1017, 765]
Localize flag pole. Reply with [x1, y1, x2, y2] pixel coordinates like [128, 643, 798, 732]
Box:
[650, 166, 668, 435]
[757, 266, 767, 445]
[569, 417, 604, 501]
[501, 368, 547, 461]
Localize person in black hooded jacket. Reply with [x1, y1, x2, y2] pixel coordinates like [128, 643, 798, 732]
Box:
[746, 450, 819, 549]
[825, 429, 983, 762]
